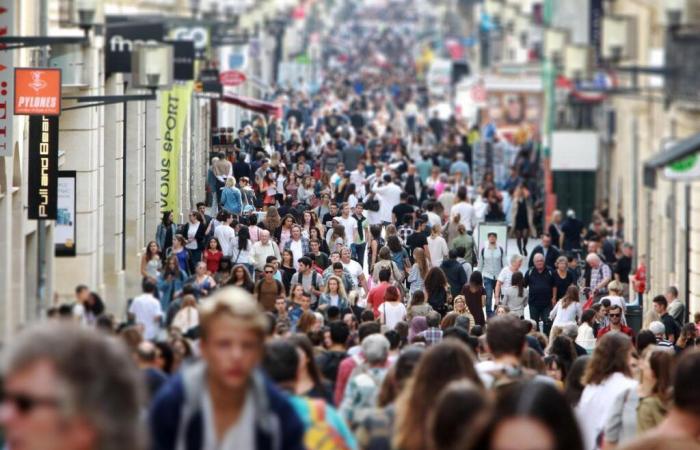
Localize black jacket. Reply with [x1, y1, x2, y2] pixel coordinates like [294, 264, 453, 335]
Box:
[441, 259, 469, 296]
[528, 245, 561, 270]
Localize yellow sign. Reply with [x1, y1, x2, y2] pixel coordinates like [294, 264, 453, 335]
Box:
[159, 82, 192, 214]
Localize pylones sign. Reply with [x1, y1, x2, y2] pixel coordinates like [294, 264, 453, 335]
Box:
[28, 115, 58, 219]
[159, 82, 192, 214]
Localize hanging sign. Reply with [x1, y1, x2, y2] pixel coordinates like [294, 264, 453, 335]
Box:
[105, 18, 164, 76]
[55, 171, 77, 256]
[14, 68, 61, 116]
[27, 115, 59, 219]
[0, 2, 14, 156]
[171, 40, 195, 81]
[219, 70, 246, 86]
[159, 81, 193, 214]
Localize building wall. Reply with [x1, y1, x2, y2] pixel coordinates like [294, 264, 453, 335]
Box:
[607, 0, 700, 314]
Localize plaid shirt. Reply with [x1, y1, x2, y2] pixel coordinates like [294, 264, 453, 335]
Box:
[419, 327, 443, 345]
[589, 263, 612, 290]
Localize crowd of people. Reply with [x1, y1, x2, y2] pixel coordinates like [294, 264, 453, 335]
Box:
[4, 2, 700, 450]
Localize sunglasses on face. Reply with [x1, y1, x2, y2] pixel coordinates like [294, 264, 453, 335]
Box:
[265, 270, 274, 274]
[1, 391, 62, 415]
[609, 313, 621, 317]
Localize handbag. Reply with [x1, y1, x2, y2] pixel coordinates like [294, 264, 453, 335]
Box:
[363, 194, 380, 212]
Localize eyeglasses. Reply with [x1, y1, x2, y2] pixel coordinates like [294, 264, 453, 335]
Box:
[609, 313, 621, 317]
[1, 391, 62, 415]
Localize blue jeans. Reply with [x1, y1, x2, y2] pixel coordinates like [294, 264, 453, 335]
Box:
[529, 303, 552, 335]
[484, 277, 496, 318]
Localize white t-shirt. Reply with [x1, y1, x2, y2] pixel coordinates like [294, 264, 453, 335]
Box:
[497, 267, 516, 290]
[203, 387, 256, 449]
[128, 294, 163, 340]
[336, 215, 358, 245]
[214, 225, 236, 257]
[427, 235, 449, 268]
[186, 222, 200, 250]
[450, 201, 476, 231]
[343, 259, 364, 286]
[374, 183, 402, 223]
[426, 211, 442, 229]
[289, 239, 304, 269]
[381, 302, 407, 330]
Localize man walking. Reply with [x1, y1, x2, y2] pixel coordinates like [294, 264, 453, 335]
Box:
[528, 233, 560, 270]
[478, 232, 506, 317]
[524, 254, 555, 334]
[150, 287, 305, 450]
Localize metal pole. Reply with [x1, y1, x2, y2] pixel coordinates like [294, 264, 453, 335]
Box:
[36, 0, 49, 319]
[123, 82, 128, 271]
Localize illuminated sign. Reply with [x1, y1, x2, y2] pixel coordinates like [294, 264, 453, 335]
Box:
[27, 115, 58, 219]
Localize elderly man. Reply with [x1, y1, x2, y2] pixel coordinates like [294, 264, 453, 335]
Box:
[0, 323, 144, 450]
[584, 252, 611, 300]
[494, 253, 524, 302]
[524, 253, 555, 334]
[251, 229, 281, 274]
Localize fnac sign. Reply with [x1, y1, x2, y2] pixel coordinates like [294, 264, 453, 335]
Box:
[14, 68, 61, 116]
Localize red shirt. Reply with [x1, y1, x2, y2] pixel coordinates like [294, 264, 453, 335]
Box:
[367, 282, 390, 318]
[597, 324, 634, 340]
[203, 249, 223, 274]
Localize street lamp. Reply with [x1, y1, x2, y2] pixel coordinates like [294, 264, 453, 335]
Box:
[602, 16, 634, 62]
[544, 28, 568, 67]
[62, 43, 171, 110]
[564, 44, 593, 81]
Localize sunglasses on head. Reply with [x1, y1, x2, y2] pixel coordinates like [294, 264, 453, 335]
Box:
[1, 391, 61, 415]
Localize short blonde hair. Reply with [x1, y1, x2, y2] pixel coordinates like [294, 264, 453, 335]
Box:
[607, 280, 623, 295]
[198, 287, 267, 340]
[225, 176, 236, 188]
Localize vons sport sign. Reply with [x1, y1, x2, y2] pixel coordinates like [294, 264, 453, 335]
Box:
[14, 68, 61, 116]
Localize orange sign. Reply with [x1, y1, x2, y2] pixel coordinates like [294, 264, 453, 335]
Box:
[14, 68, 61, 116]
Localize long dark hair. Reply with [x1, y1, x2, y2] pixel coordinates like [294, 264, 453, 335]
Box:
[424, 267, 448, 295]
[387, 235, 403, 253]
[289, 334, 324, 388]
[488, 381, 583, 450]
[370, 224, 383, 241]
[343, 183, 356, 201]
[237, 225, 251, 251]
[511, 271, 524, 296]
[161, 211, 173, 226]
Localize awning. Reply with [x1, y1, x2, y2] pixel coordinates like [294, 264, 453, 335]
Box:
[645, 132, 700, 169]
[643, 132, 700, 188]
[219, 93, 282, 117]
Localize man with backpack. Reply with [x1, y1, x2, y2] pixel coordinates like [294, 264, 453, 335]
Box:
[262, 340, 358, 450]
[290, 257, 324, 306]
[478, 232, 506, 318]
[255, 263, 286, 312]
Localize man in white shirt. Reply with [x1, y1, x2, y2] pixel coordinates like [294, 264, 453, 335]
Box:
[450, 186, 477, 231]
[284, 225, 310, 270]
[128, 280, 163, 340]
[340, 246, 369, 295]
[336, 202, 359, 246]
[250, 229, 281, 273]
[214, 212, 236, 258]
[373, 174, 402, 225]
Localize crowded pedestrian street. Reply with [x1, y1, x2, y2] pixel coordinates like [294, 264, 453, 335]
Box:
[1, 0, 700, 449]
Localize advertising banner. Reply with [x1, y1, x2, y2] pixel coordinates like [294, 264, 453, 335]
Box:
[0, 2, 14, 156]
[105, 17, 164, 76]
[14, 68, 61, 116]
[159, 82, 192, 214]
[55, 171, 77, 257]
[27, 115, 58, 219]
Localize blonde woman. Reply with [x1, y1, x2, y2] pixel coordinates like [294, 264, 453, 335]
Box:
[427, 224, 449, 267]
[407, 247, 429, 294]
[317, 275, 349, 311]
[171, 294, 199, 334]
